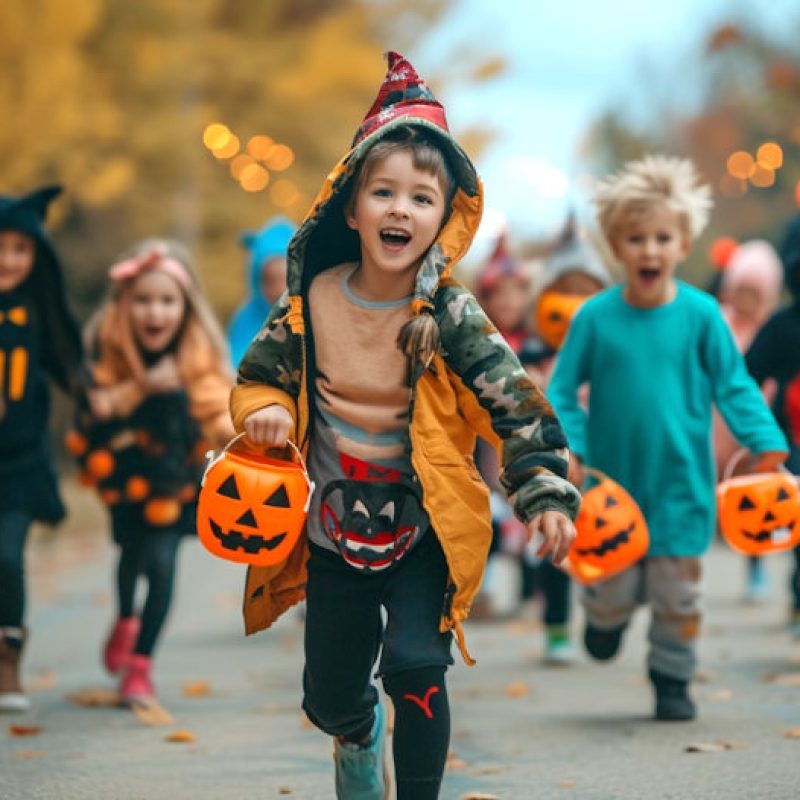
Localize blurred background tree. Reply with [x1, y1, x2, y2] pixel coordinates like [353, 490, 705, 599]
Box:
[1, 0, 504, 321]
[581, 13, 800, 285]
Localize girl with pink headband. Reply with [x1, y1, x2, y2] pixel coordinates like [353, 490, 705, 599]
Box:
[70, 238, 234, 706]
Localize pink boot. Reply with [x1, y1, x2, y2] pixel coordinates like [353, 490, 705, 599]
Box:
[103, 617, 140, 675]
[119, 654, 156, 706]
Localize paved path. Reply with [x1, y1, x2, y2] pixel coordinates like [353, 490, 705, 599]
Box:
[2, 481, 800, 799]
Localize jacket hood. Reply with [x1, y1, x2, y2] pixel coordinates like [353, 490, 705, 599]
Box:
[780, 214, 800, 299]
[0, 185, 83, 393]
[284, 52, 483, 315]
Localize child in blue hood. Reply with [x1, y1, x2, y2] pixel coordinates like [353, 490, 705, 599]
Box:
[227, 217, 295, 367]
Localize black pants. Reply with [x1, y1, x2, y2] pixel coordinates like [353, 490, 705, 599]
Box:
[115, 529, 183, 656]
[0, 510, 32, 627]
[303, 532, 453, 799]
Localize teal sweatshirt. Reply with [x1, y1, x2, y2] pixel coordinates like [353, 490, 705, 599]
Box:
[548, 281, 787, 556]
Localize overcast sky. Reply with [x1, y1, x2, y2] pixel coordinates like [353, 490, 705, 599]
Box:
[409, 0, 800, 253]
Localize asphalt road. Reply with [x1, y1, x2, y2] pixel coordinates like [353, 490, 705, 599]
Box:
[2, 482, 799, 799]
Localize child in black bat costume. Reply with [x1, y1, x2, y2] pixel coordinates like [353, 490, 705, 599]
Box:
[0, 186, 83, 713]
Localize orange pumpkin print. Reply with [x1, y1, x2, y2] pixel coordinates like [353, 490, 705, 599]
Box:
[86, 449, 115, 479]
[126, 476, 150, 501]
[143, 497, 182, 527]
[64, 430, 88, 457]
[717, 472, 800, 556]
[196, 437, 313, 567]
[564, 468, 649, 585]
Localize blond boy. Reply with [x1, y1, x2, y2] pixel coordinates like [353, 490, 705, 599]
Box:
[548, 156, 787, 720]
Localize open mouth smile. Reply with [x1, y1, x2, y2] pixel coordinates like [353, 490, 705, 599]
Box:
[380, 228, 412, 249]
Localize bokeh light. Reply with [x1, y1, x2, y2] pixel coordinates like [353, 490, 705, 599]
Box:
[264, 144, 295, 172]
[270, 178, 299, 207]
[239, 163, 270, 192]
[247, 135, 274, 160]
[212, 134, 240, 160]
[230, 154, 255, 180]
[795, 180, 800, 209]
[726, 150, 754, 179]
[749, 164, 775, 188]
[709, 236, 739, 269]
[203, 123, 231, 151]
[756, 142, 783, 170]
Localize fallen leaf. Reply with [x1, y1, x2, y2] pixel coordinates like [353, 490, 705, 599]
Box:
[685, 740, 745, 753]
[278, 789, 293, 796]
[558, 780, 577, 788]
[475, 766, 508, 776]
[165, 729, 196, 743]
[708, 689, 734, 702]
[8, 725, 44, 737]
[132, 701, 175, 727]
[182, 681, 211, 698]
[68, 687, 120, 707]
[13, 750, 45, 760]
[27, 669, 58, 692]
[446, 751, 467, 771]
[505, 620, 540, 636]
[505, 681, 530, 698]
[784, 727, 800, 739]
[763, 672, 800, 687]
[300, 713, 314, 730]
[459, 794, 501, 800]
[693, 670, 717, 684]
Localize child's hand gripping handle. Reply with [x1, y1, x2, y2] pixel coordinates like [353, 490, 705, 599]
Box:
[201, 432, 315, 513]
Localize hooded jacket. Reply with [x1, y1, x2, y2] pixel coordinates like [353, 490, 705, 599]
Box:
[229, 53, 580, 663]
[227, 217, 296, 368]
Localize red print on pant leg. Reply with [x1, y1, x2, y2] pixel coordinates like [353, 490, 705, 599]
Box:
[402, 685, 439, 719]
[785, 374, 800, 446]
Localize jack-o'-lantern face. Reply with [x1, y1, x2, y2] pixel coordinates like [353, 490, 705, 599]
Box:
[717, 473, 800, 556]
[197, 447, 312, 567]
[564, 471, 649, 585]
[534, 291, 588, 350]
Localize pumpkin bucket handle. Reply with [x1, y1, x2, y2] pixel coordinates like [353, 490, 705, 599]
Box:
[202, 433, 315, 513]
[581, 465, 610, 489]
[721, 448, 796, 483]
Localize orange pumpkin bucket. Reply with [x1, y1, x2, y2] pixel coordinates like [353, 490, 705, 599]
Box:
[534, 291, 587, 350]
[563, 467, 649, 585]
[196, 434, 314, 567]
[717, 455, 800, 556]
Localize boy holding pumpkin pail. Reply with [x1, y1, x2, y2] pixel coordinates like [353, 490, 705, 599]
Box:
[548, 155, 787, 721]
[229, 52, 579, 799]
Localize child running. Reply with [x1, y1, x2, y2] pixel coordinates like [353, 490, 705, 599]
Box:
[230, 53, 579, 799]
[76, 239, 234, 705]
[0, 186, 83, 713]
[548, 156, 787, 721]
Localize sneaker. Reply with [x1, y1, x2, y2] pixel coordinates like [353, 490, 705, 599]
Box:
[103, 617, 140, 675]
[119, 654, 156, 706]
[583, 623, 626, 661]
[333, 699, 388, 800]
[744, 559, 770, 604]
[0, 628, 30, 714]
[649, 669, 696, 721]
[544, 625, 575, 666]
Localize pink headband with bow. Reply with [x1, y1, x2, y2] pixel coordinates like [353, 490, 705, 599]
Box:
[108, 247, 192, 291]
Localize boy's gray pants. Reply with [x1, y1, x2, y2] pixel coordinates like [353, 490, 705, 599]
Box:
[582, 557, 702, 681]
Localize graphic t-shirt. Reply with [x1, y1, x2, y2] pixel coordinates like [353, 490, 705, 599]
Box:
[306, 264, 428, 571]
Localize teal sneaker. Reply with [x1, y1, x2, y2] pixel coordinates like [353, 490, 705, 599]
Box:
[544, 624, 576, 666]
[333, 699, 387, 800]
